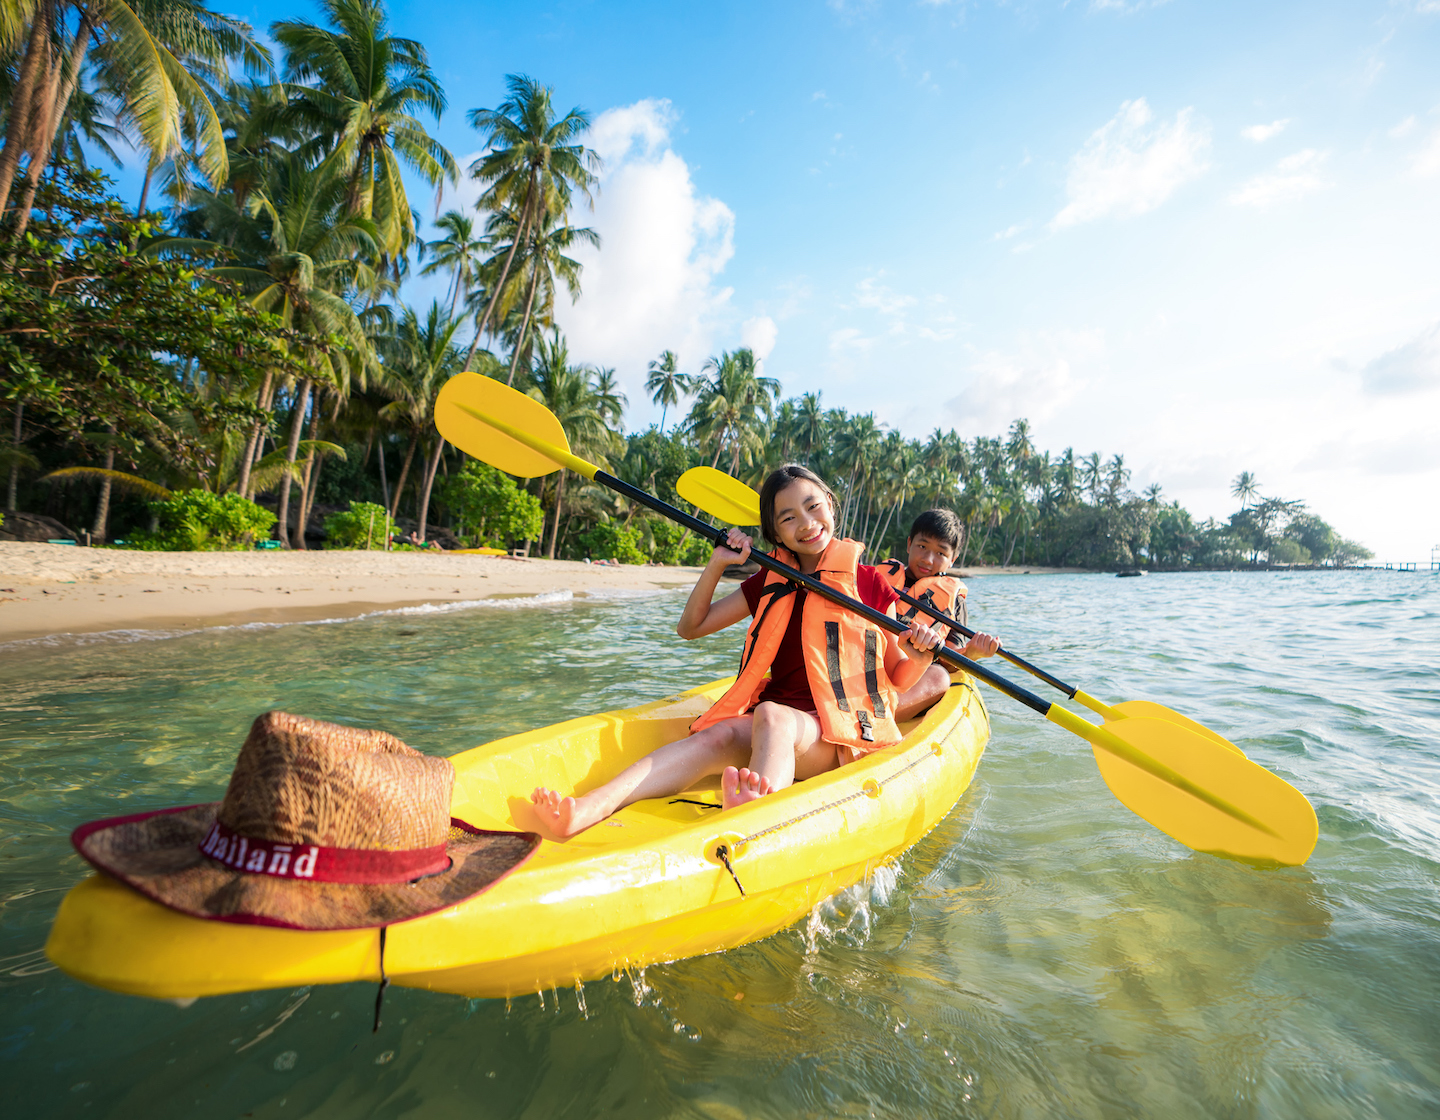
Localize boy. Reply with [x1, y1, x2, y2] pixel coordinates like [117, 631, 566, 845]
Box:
[880, 509, 1002, 721]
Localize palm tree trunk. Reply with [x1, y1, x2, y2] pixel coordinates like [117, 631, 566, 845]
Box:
[6, 400, 24, 509]
[10, 10, 92, 245]
[135, 162, 155, 218]
[416, 437, 445, 542]
[293, 402, 322, 549]
[377, 434, 390, 510]
[506, 263, 541, 386]
[546, 468, 566, 559]
[464, 170, 537, 369]
[90, 423, 116, 543]
[274, 380, 310, 548]
[388, 436, 417, 523]
[0, 1, 51, 218]
[235, 371, 274, 499]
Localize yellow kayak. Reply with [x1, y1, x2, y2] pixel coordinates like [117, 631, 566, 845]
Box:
[46, 675, 989, 1001]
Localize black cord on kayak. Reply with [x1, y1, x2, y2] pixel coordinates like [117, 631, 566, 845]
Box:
[373, 926, 390, 1033]
[716, 845, 746, 898]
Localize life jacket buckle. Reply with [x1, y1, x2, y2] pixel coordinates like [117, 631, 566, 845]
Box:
[857, 711, 875, 743]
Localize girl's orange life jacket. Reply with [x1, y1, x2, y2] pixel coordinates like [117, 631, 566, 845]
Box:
[691, 539, 903, 752]
[878, 559, 968, 639]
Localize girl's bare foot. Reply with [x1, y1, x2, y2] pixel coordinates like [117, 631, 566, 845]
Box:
[721, 766, 771, 810]
[531, 786, 590, 838]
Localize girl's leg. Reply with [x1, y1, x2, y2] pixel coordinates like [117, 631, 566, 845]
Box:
[722, 702, 837, 809]
[532, 716, 753, 837]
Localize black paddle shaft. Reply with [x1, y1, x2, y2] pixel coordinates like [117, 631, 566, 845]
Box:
[888, 584, 1080, 699]
[596, 471, 1053, 717]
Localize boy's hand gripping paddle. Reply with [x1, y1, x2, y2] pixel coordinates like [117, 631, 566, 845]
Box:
[435, 375, 1318, 867]
[675, 466, 1246, 756]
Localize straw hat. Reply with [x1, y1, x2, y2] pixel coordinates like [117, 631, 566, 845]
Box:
[72, 712, 539, 931]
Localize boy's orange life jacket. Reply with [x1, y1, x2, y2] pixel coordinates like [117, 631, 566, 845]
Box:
[878, 559, 968, 639]
[691, 539, 902, 752]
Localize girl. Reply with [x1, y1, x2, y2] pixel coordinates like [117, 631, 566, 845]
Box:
[531, 464, 998, 837]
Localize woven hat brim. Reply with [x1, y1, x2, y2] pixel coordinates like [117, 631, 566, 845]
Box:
[73, 804, 540, 931]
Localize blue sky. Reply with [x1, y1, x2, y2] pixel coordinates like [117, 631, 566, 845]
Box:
[160, 1, 1440, 559]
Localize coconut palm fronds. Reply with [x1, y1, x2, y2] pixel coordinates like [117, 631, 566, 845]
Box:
[42, 468, 174, 502]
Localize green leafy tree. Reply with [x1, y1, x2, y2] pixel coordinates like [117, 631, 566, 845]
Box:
[131, 488, 276, 550]
[323, 499, 394, 548]
[436, 460, 542, 548]
[645, 350, 691, 435]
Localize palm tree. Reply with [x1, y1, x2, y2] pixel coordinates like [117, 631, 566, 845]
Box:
[688, 348, 779, 474]
[378, 300, 464, 541]
[463, 74, 599, 368]
[1080, 451, 1103, 504]
[645, 350, 690, 434]
[793, 391, 825, 464]
[1231, 471, 1259, 510]
[0, 0, 266, 237]
[271, 0, 457, 260]
[187, 154, 381, 545]
[489, 204, 597, 384]
[528, 330, 618, 557]
[419, 209, 487, 316]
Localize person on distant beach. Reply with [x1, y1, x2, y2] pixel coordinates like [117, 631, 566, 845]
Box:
[878, 509, 1002, 721]
[531, 464, 980, 837]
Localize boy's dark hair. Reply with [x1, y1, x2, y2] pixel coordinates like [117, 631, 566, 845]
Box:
[907, 509, 964, 557]
[759, 464, 838, 548]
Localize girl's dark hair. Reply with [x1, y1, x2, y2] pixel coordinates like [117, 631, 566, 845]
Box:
[759, 464, 838, 547]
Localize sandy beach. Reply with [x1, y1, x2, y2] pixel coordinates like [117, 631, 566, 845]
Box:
[0, 543, 1087, 644]
[0, 543, 709, 645]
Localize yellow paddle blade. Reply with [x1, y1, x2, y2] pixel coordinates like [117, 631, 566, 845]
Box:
[435, 372, 569, 479]
[676, 467, 762, 526]
[1085, 715, 1317, 865]
[1105, 700, 1246, 757]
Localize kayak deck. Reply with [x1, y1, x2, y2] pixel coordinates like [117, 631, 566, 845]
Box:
[46, 676, 990, 1000]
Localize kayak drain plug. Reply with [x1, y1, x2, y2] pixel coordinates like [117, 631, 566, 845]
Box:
[716, 845, 746, 898]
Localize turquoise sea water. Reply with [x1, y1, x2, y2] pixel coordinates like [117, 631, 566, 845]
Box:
[2, 570, 1437, 1119]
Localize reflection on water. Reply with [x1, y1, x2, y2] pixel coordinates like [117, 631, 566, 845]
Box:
[2, 572, 1438, 1118]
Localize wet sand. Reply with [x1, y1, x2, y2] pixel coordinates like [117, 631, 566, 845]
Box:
[0, 544, 704, 644]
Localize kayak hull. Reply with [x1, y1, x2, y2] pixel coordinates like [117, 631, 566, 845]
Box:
[46, 676, 989, 1000]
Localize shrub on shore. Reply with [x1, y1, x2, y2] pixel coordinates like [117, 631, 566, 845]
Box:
[324, 502, 397, 550]
[127, 492, 277, 551]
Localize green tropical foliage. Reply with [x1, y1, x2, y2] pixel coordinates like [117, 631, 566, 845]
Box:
[322, 499, 393, 549]
[129, 489, 276, 550]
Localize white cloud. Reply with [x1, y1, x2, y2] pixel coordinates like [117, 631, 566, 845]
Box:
[741, 315, 778, 361]
[550, 100, 736, 398]
[937, 330, 1102, 432]
[829, 327, 875, 353]
[851, 275, 916, 316]
[1242, 118, 1290, 143]
[991, 223, 1025, 241]
[1389, 115, 1417, 139]
[1360, 322, 1440, 395]
[1051, 98, 1211, 229]
[1413, 129, 1440, 177]
[1228, 148, 1329, 207]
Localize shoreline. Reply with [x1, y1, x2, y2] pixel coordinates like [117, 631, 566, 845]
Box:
[0, 543, 706, 645]
[2, 544, 1394, 645]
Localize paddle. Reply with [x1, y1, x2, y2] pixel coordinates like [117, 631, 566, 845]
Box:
[434, 373, 1317, 866]
[675, 466, 1245, 757]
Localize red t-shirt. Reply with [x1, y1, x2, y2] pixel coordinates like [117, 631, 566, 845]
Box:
[738, 566, 900, 712]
